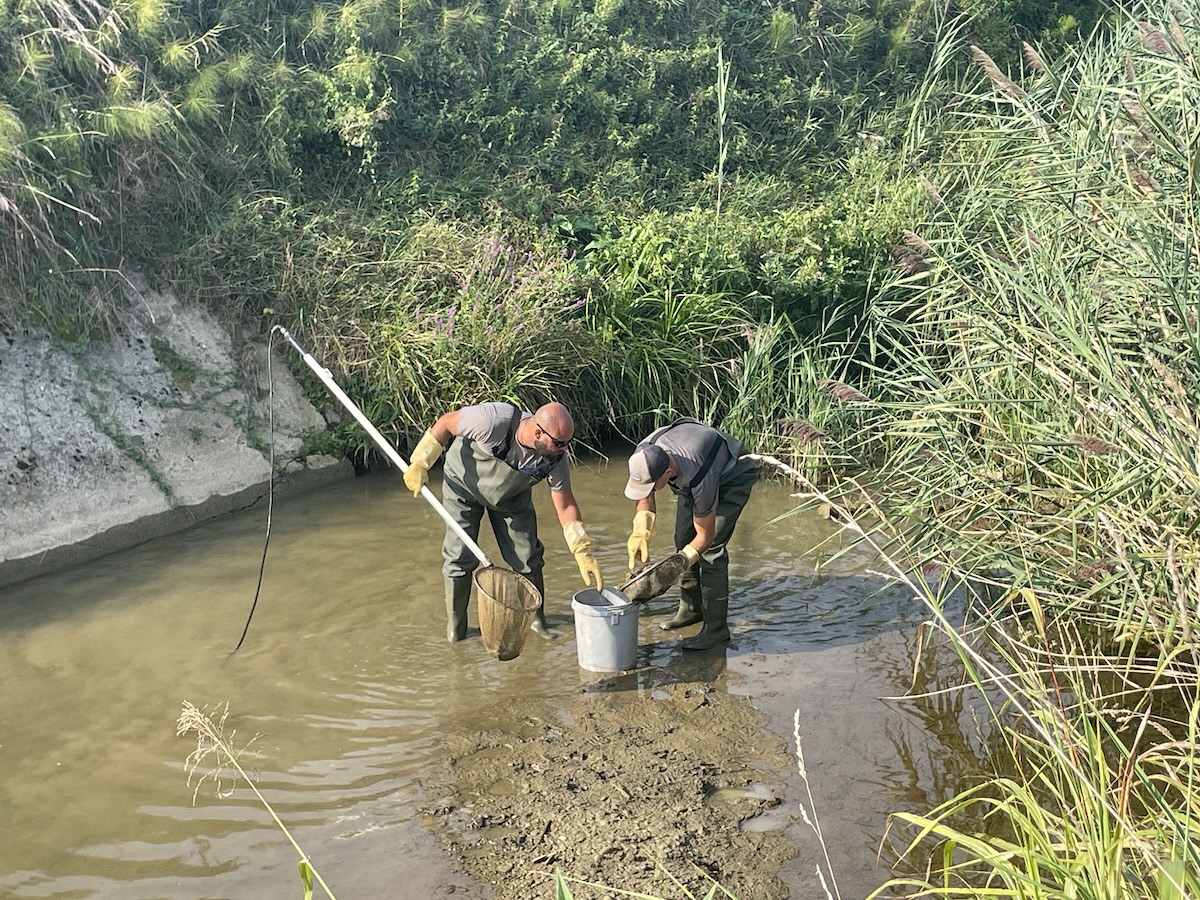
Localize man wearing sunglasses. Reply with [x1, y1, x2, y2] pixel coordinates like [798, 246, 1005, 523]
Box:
[404, 400, 603, 642]
[623, 418, 758, 650]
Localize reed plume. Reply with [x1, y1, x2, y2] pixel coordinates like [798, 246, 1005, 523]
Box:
[971, 44, 1028, 99]
[1023, 42, 1048, 75]
[778, 418, 826, 442]
[1070, 434, 1119, 456]
[1138, 22, 1170, 53]
[892, 243, 931, 275]
[820, 378, 869, 403]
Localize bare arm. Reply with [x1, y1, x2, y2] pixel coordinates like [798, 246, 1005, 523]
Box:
[429, 410, 461, 445]
[551, 487, 585, 527]
[689, 510, 716, 556]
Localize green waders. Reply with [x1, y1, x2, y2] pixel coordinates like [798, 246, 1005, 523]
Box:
[440, 437, 557, 642]
[659, 582, 702, 630]
[666, 456, 759, 650]
[444, 576, 472, 642]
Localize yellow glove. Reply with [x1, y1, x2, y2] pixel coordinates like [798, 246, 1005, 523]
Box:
[680, 545, 701, 568]
[563, 520, 604, 590]
[627, 509, 656, 570]
[404, 429, 445, 497]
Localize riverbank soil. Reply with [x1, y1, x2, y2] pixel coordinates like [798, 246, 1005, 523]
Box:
[423, 678, 796, 899]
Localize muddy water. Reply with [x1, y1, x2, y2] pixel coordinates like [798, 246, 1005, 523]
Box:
[0, 454, 983, 899]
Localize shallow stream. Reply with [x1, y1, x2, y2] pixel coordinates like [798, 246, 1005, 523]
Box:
[0, 453, 984, 899]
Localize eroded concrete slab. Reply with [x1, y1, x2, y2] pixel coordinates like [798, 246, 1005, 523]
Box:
[0, 278, 351, 589]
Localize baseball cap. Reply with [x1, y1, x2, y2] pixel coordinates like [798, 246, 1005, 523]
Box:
[624, 443, 670, 500]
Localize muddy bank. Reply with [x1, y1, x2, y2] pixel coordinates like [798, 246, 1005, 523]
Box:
[423, 675, 797, 899]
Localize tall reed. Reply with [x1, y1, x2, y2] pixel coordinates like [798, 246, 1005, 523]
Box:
[804, 0, 1200, 892]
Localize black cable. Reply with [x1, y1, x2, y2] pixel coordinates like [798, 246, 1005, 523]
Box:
[228, 328, 279, 658]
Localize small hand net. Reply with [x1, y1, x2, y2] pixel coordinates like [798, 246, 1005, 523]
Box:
[474, 567, 541, 660]
[622, 553, 688, 603]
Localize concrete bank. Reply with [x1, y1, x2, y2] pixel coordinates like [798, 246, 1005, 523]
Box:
[0, 277, 352, 590]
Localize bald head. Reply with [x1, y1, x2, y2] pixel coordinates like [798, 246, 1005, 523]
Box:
[536, 402, 574, 441]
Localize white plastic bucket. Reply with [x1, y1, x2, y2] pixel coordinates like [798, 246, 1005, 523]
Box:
[571, 587, 638, 672]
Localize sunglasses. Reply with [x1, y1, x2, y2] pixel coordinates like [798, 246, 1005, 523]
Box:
[535, 421, 571, 450]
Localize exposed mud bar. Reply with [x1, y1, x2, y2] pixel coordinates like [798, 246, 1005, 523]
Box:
[422, 677, 796, 899]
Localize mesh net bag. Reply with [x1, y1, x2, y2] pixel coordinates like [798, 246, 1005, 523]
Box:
[622, 553, 688, 603]
[475, 567, 541, 661]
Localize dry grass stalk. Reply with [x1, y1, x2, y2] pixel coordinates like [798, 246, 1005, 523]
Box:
[745, 452, 808, 486]
[177, 701, 251, 803]
[34, 0, 127, 77]
[793, 710, 840, 900]
[176, 701, 338, 898]
[970, 45, 1028, 99]
[820, 378, 869, 403]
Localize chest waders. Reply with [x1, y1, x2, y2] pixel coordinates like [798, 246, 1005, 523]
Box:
[269, 329, 542, 657]
[663, 455, 759, 650]
[440, 425, 555, 642]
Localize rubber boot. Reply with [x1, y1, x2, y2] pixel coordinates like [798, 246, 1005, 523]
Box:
[659, 578, 702, 631]
[445, 577, 471, 643]
[525, 570, 559, 640]
[682, 568, 731, 650]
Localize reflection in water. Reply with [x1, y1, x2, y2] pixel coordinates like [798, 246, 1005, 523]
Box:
[0, 457, 990, 899]
[867, 620, 1001, 875]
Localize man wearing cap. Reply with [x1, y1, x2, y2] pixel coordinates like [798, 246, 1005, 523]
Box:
[624, 418, 759, 650]
[404, 400, 604, 643]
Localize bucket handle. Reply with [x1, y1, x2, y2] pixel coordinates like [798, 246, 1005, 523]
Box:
[274, 326, 492, 568]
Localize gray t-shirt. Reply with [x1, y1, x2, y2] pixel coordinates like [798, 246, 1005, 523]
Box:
[456, 402, 572, 492]
[645, 420, 745, 516]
